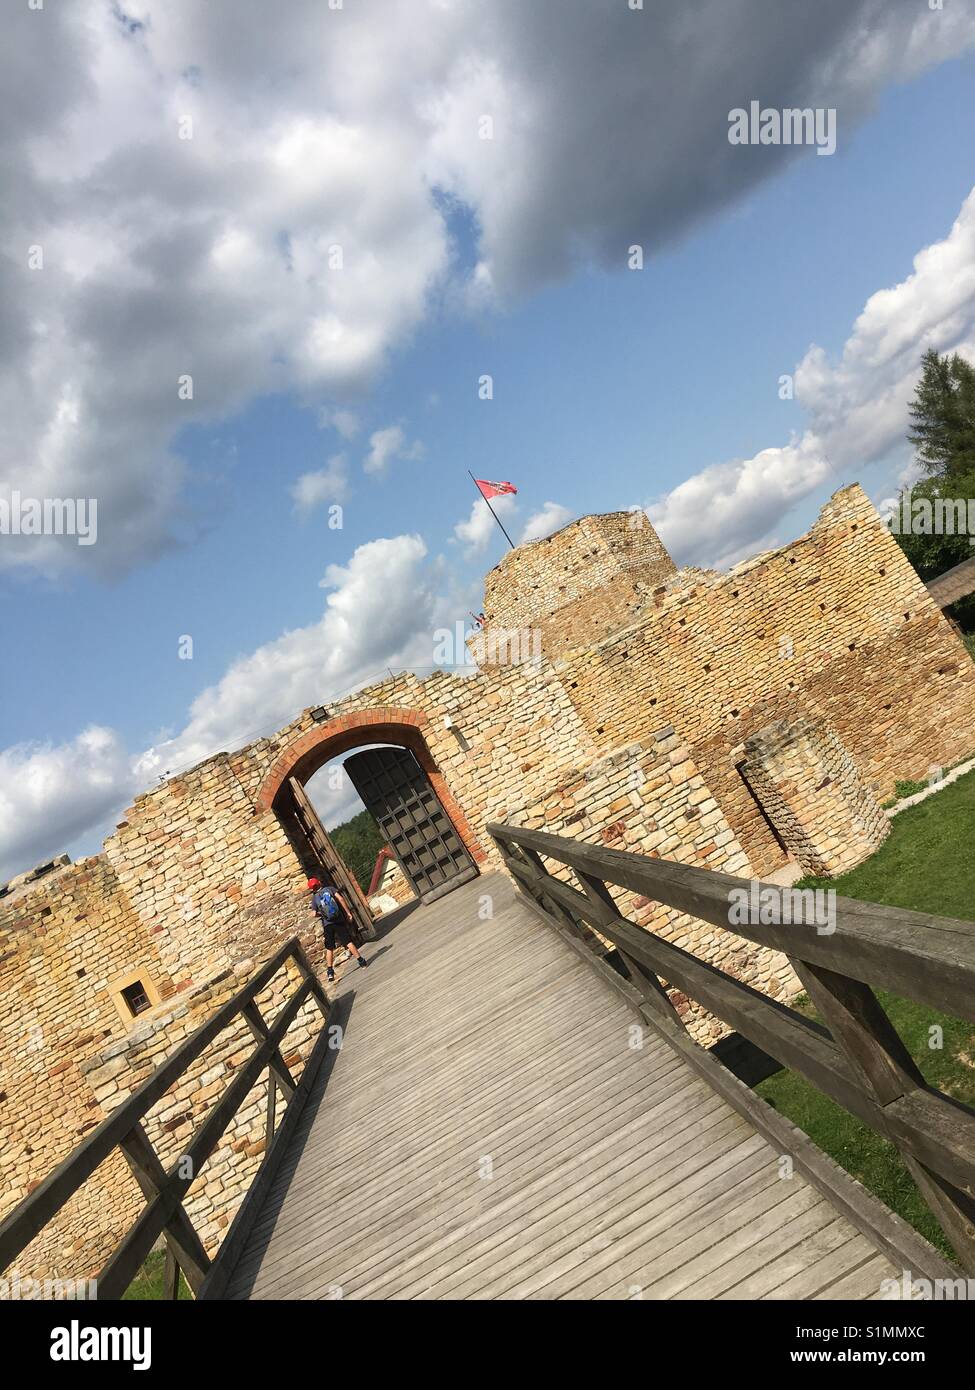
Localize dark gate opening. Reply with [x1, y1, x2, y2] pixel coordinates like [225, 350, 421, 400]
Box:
[344, 745, 478, 905]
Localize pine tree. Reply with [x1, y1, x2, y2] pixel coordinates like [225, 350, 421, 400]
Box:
[329, 808, 385, 892]
[907, 348, 975, 477]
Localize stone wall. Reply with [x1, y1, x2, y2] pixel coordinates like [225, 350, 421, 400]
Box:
[0, 858, 175, 1280]
[104, 753, 320, 992]
[557, 486, 975, 876]
[481, 510, 677, 662]
[504, 726, 799, 1043]
[741, 716, 891, 876]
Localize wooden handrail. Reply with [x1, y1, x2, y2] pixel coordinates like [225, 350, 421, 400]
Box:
[0, 937, 329, 1299]
[488, 821, 975, 1274]
[489, 824, 975, 1021]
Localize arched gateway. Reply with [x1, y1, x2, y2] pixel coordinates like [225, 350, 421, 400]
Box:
[256, 707, 484, 907]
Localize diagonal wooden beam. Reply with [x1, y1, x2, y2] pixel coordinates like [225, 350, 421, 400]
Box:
[241, 1001, 296, 1102]
[96, 978, 315, 1299]
[118, 1123, 211, 1294]
[572, 866, 688, 1033]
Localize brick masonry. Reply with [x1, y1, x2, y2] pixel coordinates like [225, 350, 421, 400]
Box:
[2, 482, 974, 1282]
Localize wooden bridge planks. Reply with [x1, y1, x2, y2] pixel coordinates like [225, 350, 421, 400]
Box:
[223, 874, 901, 1301]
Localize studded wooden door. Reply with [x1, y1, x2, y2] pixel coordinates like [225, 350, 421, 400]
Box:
[343, 746, 477, 904]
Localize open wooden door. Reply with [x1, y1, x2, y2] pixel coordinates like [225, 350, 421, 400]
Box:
[343, 746, 478, 905]
[288, 777, 377, 940]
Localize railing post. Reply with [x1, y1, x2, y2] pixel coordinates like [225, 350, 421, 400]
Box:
[290, 943, 331, 1017]
[265, 1073, 277, 1149]
[789, 957, 975, 1273]
[242, 1000, 297, 1103]
[496, 833, 598, 948]
[163, 1245, 181, 1301]
[573, 867, 688, 1033]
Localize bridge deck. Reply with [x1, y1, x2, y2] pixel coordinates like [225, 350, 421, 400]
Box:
[224, 874, 900, 1300]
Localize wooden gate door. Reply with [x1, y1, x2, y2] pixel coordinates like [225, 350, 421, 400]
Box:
[288, 777, 377, 939]
[343, 747, 477, 905]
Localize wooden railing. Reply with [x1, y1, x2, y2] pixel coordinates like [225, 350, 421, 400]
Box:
[0, 938, 329, 1299]
[488, 821, 975, 1274]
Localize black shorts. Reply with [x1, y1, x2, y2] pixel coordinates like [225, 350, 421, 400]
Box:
[321, 915, 354, 951]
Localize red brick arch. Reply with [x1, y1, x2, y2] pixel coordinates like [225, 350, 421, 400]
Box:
[255, 706, 486, 863]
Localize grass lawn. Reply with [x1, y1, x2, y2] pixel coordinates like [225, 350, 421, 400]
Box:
[756, 766, 975, 1259]
[121, 1250, 192, 1301]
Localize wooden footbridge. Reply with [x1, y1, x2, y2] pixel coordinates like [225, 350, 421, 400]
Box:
[3, 827, 974, 1300]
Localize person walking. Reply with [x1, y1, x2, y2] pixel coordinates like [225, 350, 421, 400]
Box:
[307, 877, 369, 983]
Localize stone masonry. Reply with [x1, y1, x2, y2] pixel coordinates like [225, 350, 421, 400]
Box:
[740, 717, 892, 877]
[2, 482, 974, 1282]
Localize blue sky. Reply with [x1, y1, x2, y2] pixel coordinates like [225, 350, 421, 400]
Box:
[2, 0, 975, 878]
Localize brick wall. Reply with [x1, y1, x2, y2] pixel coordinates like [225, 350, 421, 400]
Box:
[741, 716, 892, 876]
[481, 510, 677, 662]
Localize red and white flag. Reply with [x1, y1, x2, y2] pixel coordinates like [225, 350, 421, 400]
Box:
[475, 479, 518, 500]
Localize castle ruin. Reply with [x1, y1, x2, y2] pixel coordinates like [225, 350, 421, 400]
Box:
[3, 482, 974, 1281]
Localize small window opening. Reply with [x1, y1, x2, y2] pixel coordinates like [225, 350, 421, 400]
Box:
[121, 980, 151, 1017]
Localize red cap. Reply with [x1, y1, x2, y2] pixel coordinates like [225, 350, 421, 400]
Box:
[307, 877, 321, 890]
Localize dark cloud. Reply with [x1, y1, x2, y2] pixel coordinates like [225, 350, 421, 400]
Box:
[0, 0, 971, 577]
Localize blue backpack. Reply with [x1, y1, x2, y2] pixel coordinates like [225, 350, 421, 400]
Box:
[313, 887, 342, 923]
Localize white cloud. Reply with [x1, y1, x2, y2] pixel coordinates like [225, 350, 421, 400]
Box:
[304, 759, 375, 832]
[363, 424, 425, 475]
[520, 502, 573, 544]
[649, 186, 975, 568]
[453, 493, 518, 556]
[648, 436, 835, 570]
[136, 534, 447, 781]
[0, 728, 135, 883]
[318, 408, 361, 441]
[290, 454, 350, 514]
[0, 532, 460, 879]
[3, 0, 972, 577]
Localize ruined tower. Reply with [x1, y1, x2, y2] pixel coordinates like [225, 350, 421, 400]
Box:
[480, 511, 677, 663]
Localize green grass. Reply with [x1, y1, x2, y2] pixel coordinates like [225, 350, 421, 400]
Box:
[121, 1250, 193, 1301]
[756, 767, 975, 1258]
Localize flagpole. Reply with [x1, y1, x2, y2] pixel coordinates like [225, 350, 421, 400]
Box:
[468, 470, 516, 549]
